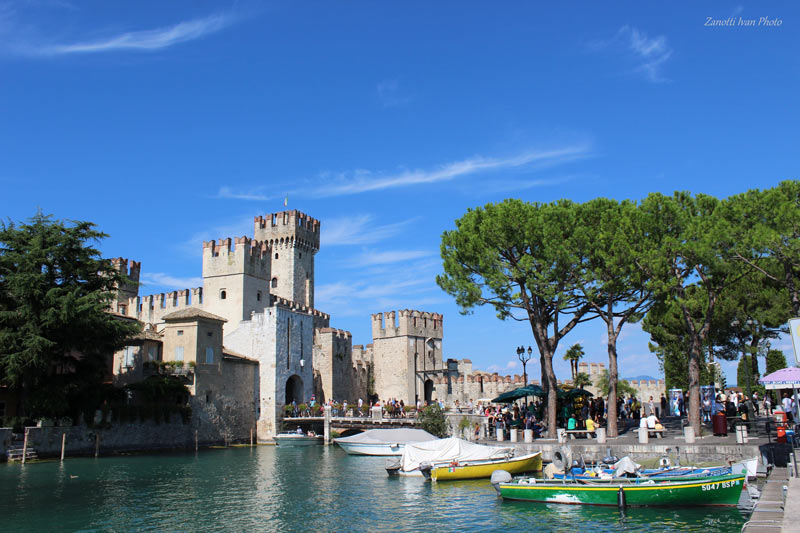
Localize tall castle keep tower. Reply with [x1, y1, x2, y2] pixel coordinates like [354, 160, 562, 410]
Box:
[202, 236, 270, 333]
[254, 210, 320, 308]
[370, 310, 444, 404]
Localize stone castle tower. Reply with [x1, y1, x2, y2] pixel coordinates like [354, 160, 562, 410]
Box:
[201, 236, 271, 334]
[254, 210, 320, 308]
[110, 257, 141, 316]
[370, 310, 444, 405]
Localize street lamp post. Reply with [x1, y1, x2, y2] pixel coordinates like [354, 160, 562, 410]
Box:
[517, 346, 533, 386]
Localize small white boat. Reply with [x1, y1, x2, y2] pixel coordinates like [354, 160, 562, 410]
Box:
[274, 432, 322, 446]
[334, 428, 437, 456]
[730, 456, 759, 478]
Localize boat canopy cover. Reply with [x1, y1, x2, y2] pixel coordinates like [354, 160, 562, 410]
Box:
[333, 428, 437, 445]
[399, 437, 513, 472]
[613, 456, 641, 477]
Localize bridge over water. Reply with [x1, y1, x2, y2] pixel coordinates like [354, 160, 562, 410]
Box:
[283, 414, 420, 442]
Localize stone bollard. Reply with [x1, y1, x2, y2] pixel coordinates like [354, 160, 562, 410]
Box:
[497, 429, 505, 442]
[371, 406, 382, 421]
[596, 427, 606, 444]
[684, 426, 695, 444]
[736, 425, 748, 444]
[639, 428, 648, 444]
[524, 429, 534, 443]
[510, 428, 518, 442]
[480, 422, 487, 441]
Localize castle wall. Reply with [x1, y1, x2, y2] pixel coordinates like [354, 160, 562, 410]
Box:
[313, 328, 358, 403]
[130, 288, 202, 325]
[192, 357, 258, 442]
[578, 361, 666, 401]
[222, 306, 314, 440]
[370, 310, 444, 404]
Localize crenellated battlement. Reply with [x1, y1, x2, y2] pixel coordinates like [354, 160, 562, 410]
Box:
[269, 294, 330, 321]
[316, 327, 352, 340]
[202, 236, 270, 279]
[111, 257, 141, 281]
[254, 210, 321, 253]
[371, 309, 443, 339]
[131, 286, 202, 323]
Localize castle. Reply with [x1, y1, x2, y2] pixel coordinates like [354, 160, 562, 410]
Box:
[110, 210, 450, 442]
[109, 209, 663, 443]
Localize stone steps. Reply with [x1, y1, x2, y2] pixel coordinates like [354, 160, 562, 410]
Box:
[6, 447, 39, 461]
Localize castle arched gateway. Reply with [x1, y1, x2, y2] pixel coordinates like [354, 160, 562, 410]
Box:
[285, 374, 304, 405]
[424, 379, 434, 404]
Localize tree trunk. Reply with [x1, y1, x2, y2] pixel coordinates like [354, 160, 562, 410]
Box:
[687, 341, 702, 432]
[541, 349, 558, 438]
[607, 321, 619, 438]
[750, 336, 760, 391]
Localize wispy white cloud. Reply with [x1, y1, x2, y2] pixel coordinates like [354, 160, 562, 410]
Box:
[312, 145, 590, 197]
[215, 186, 278, 202]
[140, 272, 203, 290]
[618, 26, 672, 83]
[323, 214, 420, 246]
[591, 26, 672, 83]
[28, 13, 234, 56]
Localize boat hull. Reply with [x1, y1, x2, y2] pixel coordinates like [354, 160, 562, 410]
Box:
[428, 452, 542, 481]
[336, 441, 404, 456]
[274, 435, 322, 446]
[499, 473, 745, 507]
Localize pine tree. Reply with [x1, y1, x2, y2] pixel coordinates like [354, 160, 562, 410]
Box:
[0, 212, 141, 418]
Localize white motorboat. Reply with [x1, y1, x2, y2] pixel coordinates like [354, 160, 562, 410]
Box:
[333, 428, 437, 456]
[274, 431, 322, 446]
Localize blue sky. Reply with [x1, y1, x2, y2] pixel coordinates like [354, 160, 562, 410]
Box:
[2, 1, 799, 386]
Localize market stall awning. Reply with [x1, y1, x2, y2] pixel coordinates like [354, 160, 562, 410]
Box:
[760, 367, 800, 390]
[492, 384, 545, 403]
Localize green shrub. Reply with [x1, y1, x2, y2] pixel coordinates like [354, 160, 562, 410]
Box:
[418, 405, 449, 438]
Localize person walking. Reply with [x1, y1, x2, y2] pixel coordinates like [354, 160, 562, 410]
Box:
[660, 394, 667, 417]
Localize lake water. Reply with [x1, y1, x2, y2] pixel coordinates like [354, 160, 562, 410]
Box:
[0, 446, 749, 532]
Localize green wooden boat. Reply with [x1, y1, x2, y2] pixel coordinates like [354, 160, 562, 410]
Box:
[497, 473, 745, 507]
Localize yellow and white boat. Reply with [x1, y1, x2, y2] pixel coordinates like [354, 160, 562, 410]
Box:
[422, 451, 542, 481]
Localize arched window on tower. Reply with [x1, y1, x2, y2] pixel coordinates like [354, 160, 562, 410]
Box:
[220, 289, 227, 300]
[275, 253, 279, 260]
[271, 278, 278, 289]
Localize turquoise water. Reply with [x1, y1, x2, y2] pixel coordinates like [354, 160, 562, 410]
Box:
[0, 446, 748, 532]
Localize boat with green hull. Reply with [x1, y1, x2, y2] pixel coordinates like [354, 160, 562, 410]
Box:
[496, 473, 745, 507]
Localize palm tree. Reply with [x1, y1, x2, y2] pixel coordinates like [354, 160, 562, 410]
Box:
[563, 343, 585, 382]
[573, 372, 592, 390]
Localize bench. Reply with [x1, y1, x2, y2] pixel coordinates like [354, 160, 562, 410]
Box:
[636, 427, 665, 439]
[565, 429, 595, 440]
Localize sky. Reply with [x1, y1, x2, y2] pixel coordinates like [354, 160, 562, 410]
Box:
[2, 1, 799, 386]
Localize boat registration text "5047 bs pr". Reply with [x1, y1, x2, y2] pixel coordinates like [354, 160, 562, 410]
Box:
[702, 480, 740, 491]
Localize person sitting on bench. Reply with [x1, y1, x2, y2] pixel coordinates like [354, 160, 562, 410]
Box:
[646, 412, 662, 434]
[585, 417, 596, 437]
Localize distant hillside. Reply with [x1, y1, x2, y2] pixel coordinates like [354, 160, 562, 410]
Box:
[622, 375, 659, 381]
